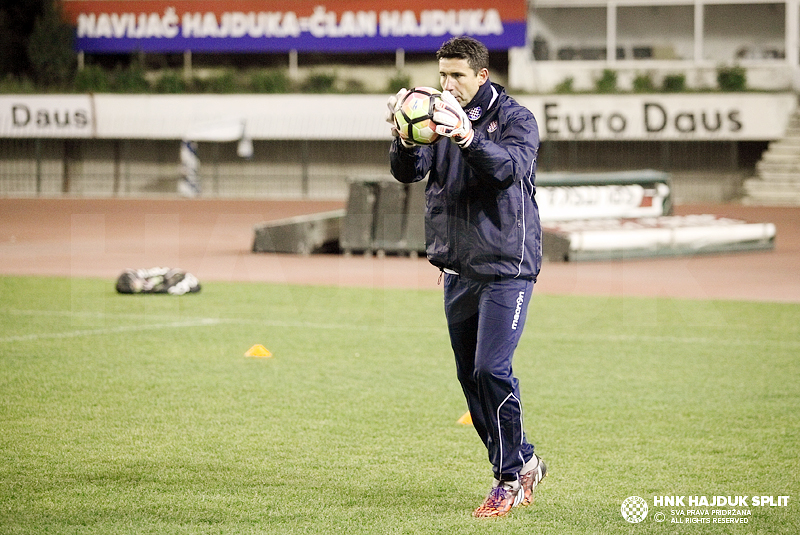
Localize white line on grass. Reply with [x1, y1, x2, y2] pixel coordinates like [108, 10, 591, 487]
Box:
[0, 318, 222, 343]
[3, 308, 207, 321]
[6, 309, 793, 347]
[1, 308, 441, 335]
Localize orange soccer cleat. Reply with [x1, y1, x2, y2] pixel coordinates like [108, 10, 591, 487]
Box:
[472, 481, 523, 518]
[519, 455, 548, 506]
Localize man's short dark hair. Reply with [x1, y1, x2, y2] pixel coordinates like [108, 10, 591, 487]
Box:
[436, 36, 490, 75]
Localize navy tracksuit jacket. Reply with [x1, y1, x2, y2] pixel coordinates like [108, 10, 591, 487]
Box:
[390, 81, 542, 481]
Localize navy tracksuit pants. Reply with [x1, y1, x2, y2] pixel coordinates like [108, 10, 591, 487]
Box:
[444, 274, 535, 482]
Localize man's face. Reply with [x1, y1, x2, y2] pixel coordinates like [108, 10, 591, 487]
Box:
[438, 57, 488, 107]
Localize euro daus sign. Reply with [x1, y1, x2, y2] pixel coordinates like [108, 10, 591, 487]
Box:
[61, 1, 527, 53]
[516, 94, 796, 141]
[0, 96, 94, 138]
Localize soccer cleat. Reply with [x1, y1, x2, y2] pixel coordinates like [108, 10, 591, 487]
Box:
[472, 481, 523, 518]
[519, 455, 548, 506]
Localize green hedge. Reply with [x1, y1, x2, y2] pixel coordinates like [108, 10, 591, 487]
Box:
[0, 65, 767, 95]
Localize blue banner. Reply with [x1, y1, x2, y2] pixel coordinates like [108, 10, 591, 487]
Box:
[64, 2, 528, 53]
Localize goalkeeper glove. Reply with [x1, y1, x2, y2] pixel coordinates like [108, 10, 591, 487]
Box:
[386, 88, 417, 149]
[432, 90, 474, 148]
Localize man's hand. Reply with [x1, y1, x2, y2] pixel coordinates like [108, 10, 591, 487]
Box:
[432, 91, 474, 147]
[386, 88, 417, 148]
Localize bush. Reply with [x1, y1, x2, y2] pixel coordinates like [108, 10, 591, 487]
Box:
[74, 65, 111, 93]
[0, 74, 37, 94]
[112, 64, 150, 93]
[632, 73, 655, 93]
[717, 65, 747, 92]
[386, 72, 411, 93]
[662, 73, 686, 93]
[206, 71, 238, 93]
[154, 71, 186, 93]
[301, 72, 338, 93]
[343, 78, 367, 93]
[554, 77, 574, 94]
[595, 69, 617, 93]
[250, 70, 290, 93]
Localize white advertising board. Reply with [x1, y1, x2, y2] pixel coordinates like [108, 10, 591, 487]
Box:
[537, 182, 670, 222]
[517, 94, 796, 141]
[0, 93, 794, 141]
[543, 214, 776, 261]
[0, 95, 95, 138]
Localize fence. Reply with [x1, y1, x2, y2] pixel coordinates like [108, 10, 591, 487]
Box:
[0, 138, 390, 199]
[0, 137, 766, 200]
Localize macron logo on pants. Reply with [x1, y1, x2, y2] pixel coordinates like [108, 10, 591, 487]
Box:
[511, 291, 525, 330]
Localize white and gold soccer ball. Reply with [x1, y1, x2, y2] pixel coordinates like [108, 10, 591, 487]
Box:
[393, 87, 443, 145]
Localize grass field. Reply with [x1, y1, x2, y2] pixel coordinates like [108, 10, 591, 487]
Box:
[1, 275, 799, 534]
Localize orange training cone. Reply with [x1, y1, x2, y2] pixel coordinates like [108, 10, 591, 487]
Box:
[457, 411, 473, 425]
[245, 344, 272, 358]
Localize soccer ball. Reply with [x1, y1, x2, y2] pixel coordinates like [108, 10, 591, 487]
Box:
[394, 87, 442, 145]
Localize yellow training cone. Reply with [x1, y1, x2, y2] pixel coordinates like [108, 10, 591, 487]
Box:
[457, 411, 473, 425]
[245, 344, 272, 358]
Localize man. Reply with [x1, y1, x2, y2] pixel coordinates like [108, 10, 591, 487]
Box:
[387, 36, 546, 518]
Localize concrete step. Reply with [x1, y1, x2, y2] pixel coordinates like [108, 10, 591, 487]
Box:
[751, 108, 800, 205]
[756, 162, 800, 175]
[758, 170, 800, 181]
[758, 153, 800, 165]
[745, 178, 800, 191]
[743, 180, 800, 205]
